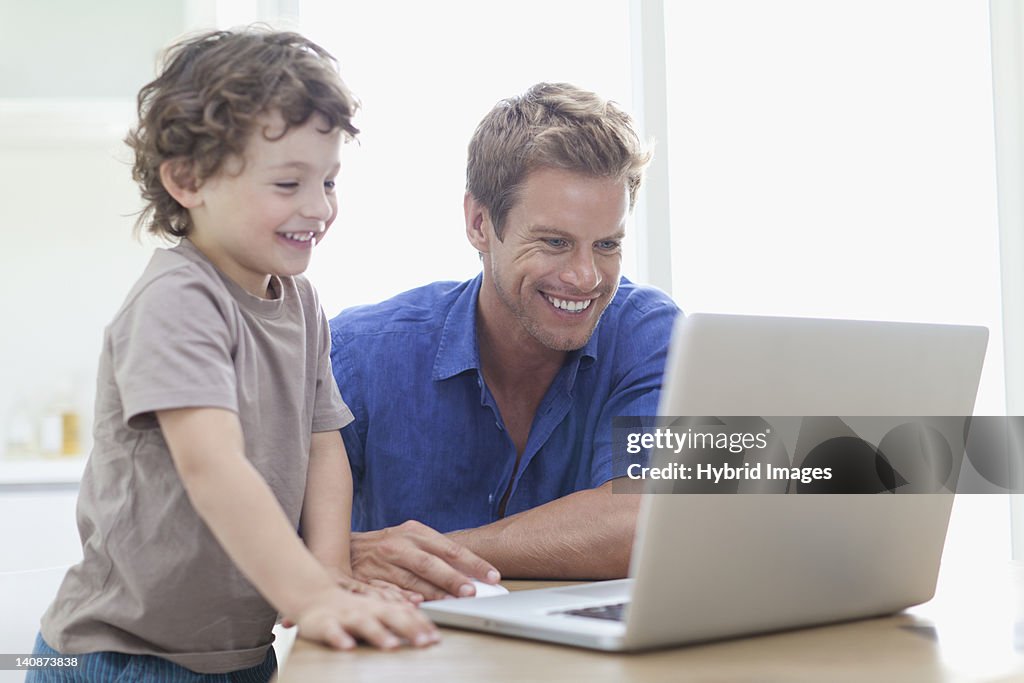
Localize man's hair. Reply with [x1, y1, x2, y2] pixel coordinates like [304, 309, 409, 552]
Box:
[466, 82, 651, 239]
[126, 27, 359, 239]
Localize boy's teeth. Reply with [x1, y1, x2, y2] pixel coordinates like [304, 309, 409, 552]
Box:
[283, 232, 315, 242]
[545, 295, 592, 313]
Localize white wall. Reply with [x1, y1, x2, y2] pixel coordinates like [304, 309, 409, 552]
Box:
[0, 0, 192, 457]
[298, 0, 635, 316]
[0, 102, 159, 457]
[0, 0, 183, 98]
[662, 0, 1005, 415]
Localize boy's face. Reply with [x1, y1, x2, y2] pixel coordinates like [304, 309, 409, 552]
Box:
[188, 111, 342, 298]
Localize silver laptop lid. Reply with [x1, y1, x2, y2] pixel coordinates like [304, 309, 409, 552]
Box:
[658, 313, 988, 416]
[621, 314, 988, 648]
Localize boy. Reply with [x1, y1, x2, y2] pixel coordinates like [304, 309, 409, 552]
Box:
[29, 28, 438, 682]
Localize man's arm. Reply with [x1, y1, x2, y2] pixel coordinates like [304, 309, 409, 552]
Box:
[449, 480, 641, 578]
[350, 480, 641, 599]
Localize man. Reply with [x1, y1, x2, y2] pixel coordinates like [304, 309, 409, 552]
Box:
[329, 83, 680, 600]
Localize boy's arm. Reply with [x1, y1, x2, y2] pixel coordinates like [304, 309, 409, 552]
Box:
[299, 431, 417, 604]
[300, 430, 353, 574]
[157, 406, 438, 649]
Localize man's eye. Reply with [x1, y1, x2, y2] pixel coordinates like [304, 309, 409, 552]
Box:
[597, 240, 621, 251]
[546, 238, 569, 248]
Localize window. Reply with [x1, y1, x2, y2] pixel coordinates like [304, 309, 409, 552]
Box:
[661, 1, 1003, 412]
[661, 0, 1008, 565]
[297, 0, 635, 315]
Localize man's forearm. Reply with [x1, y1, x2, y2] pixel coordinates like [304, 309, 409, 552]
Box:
[447, 480, 642, 579]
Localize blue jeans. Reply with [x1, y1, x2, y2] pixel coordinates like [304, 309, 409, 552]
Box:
[25, 633, 277, 683]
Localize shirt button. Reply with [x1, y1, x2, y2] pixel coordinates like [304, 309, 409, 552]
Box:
[495, 421, 502, 430]
[488, 494, 494, 504]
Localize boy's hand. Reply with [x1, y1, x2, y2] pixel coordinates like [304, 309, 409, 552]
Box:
[333, 572, 424, 604]
[292, 587, 440, 650]
[280, 573, 422, 629]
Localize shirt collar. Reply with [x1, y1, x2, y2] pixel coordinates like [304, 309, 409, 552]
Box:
[432, 273, 485, 380]
[431, 272, 602, 381]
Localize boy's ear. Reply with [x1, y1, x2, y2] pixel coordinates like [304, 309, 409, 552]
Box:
[464, 192, 493, 254]
[159, 159, 202, 209]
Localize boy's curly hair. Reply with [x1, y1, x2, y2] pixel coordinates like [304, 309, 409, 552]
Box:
[127, 28, 359, 239]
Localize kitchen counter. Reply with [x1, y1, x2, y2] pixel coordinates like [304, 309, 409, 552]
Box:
[0, 457, 85, 489]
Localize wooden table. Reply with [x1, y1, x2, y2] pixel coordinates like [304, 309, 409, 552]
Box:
[277, 563, 1024, 683]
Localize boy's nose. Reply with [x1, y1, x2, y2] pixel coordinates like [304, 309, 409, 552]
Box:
[302, 189, 335, 222]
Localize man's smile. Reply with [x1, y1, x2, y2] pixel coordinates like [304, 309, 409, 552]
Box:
[543, 293, 596, 314]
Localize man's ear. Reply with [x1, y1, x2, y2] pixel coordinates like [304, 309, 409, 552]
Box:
[464, 192, 493, 254]
[159, 159, 203, 209]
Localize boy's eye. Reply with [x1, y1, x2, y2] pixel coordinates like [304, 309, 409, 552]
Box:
[274, 182, 299, 190]
[324, 180, 336, 192]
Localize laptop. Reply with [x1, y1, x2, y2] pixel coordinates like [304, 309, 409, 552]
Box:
[420, 313, 989, 650]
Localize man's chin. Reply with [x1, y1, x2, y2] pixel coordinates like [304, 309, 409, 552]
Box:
[549, 340, 589, 352]
[535, 309, 609, 351]
[533, 328, 596, 353]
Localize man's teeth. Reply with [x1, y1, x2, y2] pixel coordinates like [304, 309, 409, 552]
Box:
[282, 232, 315, 242]
[546, 295, 592, 313]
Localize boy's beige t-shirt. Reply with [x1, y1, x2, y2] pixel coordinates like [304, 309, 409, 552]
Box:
[41, 239, 353, 674]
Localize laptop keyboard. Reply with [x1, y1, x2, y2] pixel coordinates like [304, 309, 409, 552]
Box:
[556, 602, 627, 622]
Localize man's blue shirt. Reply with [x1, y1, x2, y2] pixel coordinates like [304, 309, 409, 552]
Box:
[329, 274, 679, 533]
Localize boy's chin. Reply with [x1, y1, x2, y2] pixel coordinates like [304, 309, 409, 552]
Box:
[273, 257, 314, 278]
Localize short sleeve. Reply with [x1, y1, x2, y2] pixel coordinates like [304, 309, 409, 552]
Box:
[110, 268, 238, 430]
[589, 295, 681, 487]
[312, 304, 353, 433]
[329, 321, 366, 478]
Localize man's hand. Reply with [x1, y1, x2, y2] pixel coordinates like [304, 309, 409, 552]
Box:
[351, 520, 501, 600]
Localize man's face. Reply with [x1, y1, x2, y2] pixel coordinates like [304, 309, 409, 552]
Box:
[474, 166, 629, 352]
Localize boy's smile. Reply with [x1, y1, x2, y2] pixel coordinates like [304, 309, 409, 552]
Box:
[185, 111, 343, 298]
